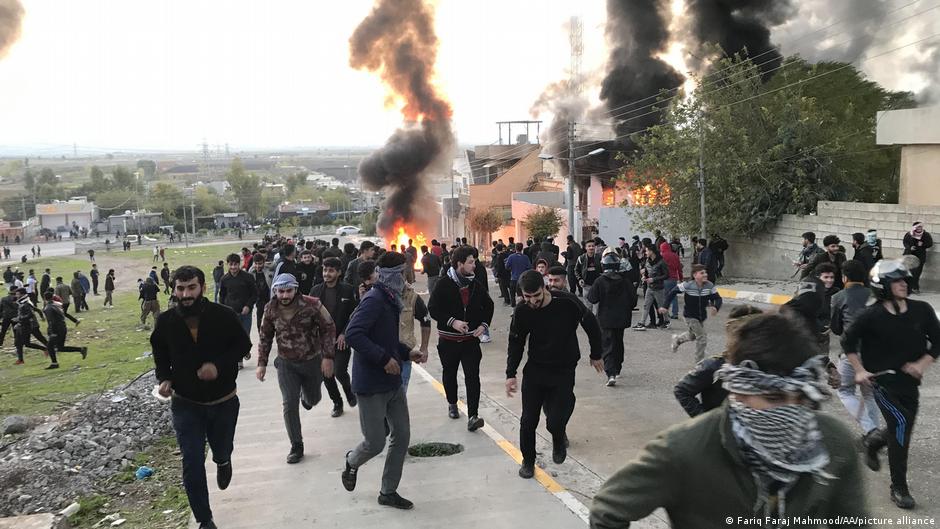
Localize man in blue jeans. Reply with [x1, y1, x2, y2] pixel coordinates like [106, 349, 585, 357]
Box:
[152, 266, 252, 529]
[219, 254, 257, 369]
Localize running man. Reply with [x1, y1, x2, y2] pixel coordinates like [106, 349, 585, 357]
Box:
[843, 259, 939, 509]
[661, 264, 722, 362]
[42, 290, 87, 369]
[507, 270, 603, 478]
[310, 258, 358, 417]
[257, 273, 336, 464]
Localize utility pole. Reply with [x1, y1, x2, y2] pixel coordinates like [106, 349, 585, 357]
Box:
[567, 121, 577, 241]
[135, 171, 142, 245]
[191, 202, 196, 238]
[21, 197, 26, 221]
[698, 117, 707, 239]
[202, 138, 211, 181]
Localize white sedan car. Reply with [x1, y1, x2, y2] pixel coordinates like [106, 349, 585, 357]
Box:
[336, 225, 362, 236]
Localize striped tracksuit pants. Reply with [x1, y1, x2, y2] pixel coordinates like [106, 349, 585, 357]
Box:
[872, 382, 919, 490]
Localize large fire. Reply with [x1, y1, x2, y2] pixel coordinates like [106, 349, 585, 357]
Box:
[386, 223, 428, 270]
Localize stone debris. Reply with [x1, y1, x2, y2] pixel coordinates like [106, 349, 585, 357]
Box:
[0, 372, 171, 517]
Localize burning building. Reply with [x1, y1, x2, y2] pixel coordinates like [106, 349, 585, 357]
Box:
[349, 0, 455, 247]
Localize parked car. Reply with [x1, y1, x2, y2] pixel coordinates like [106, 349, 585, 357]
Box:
[336, 225, 361, 236]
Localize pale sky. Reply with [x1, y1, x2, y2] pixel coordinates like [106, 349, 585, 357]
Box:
[0, 0, 608, 152]
[0, 1, 935, 154]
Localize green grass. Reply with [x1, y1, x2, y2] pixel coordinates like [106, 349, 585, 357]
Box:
[72, 436, 190, 529]
[117, 242, 247, 272]
[0, 291, 158, 418]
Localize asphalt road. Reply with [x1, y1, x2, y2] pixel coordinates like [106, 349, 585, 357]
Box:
[413, 274, 939, 524]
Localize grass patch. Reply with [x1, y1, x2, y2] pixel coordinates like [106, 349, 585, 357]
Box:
[70, 436, 190, 529]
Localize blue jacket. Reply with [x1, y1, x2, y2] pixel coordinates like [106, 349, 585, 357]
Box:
[663, 280, 722, 322]
[504, 253, 532, 281]
[345, 283, 411, 395]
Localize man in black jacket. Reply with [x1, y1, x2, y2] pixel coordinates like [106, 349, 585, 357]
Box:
[160, 263, 172, 294]
[507, 270, 603, 478]
[249, 254, 270, 332]
[428, 245, 494, 431]
[562, 236, 582, 296]
[420, 245, 442, 296]
[139, 278, 161, 330]
[851, 232, 877, 274]
[492, 244, 511, 305]
[273, 243, 298, 279]
[0, 287, 18, 347]
[295, 250, 319, 294]
[42, 290, 86, 369]
[345, 241, 376, 288]
[39, 268, 51, 302]
[13, 288, 47, 365]
[575, 241, 602, 311]
[587, 253, 635, 386]
[212, 261, 224, 302]
[152, 266, 252, 529]
[311, 257, 359, 417]
[219, 253, 257, 338]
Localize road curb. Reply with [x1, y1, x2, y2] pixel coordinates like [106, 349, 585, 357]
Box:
[716, 287, 792, 306]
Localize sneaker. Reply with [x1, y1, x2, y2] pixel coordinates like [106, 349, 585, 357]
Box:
[330, 404, 343, 417]
[632, 323, 647, 331]
[467, 416, 484, 432]
[45, 363, 59, 370]
[80, 347, 88, 360]
[13, 360, 23, 365]
[377, 492, 414, 510]
[345, 391, 358, 408]
[216, 461, 232, 490]
[286, 443, 304, 464]
[552, 440, 567, 464]
[670, 334, 681, 354]
[669, 314, 679, 320]
[341, 451, 358, 492]
[605, 376, 617, 387]
[890, 486, 916, 509]
[659, 322, 670, 330]
[198, 521, 218, 529]
[448, 403, 459, 419]
[863, 430, 884, 472]
[518, 461, 535, 479]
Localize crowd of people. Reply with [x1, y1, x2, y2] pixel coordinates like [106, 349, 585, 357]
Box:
[62, 224, 932, 529]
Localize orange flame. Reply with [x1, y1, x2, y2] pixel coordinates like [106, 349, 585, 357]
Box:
[388, 222, 428, 270]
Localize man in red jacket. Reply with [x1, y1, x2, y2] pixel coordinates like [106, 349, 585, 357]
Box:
[660, 242, 683, 320]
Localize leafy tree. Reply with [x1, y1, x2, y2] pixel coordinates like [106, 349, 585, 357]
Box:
[285, 171, 309, 194]
[112, 166, 136, 190]
[522, 207, 562, 241]
[136, 159, 157, 179]
[226, 158, 262, 220]
[0, 195, 30, 220]
[147, 182, 185, 223]
[89, 166, 109, 193]
[360, 210, 378, 236]
[95, 189, 137, 217]
[626, 55, 915, 237]
[193, 186, 231, 216]
[469, 208, 505, 246]
[23, 168, 35, 194]
[38, 167, 56, 187]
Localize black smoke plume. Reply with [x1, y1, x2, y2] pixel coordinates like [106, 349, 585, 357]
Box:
[349, 0, 454, 234]
[600, 0, 685, 146]
[0, 0, 24, 59]
[686, 0, 795, 76]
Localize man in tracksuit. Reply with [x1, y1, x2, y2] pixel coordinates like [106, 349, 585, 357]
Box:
[587, 253, 635, 387]
[508, 270, 603, 479]
[311, 257, 359, 418]
[257, 273, 336, 464]
[42, 290, 87, 369]
[843, 259, 939, 509]
[428, 245, 494, 431]
[830, 259, 883, 454]
[661, 264, 722, 362]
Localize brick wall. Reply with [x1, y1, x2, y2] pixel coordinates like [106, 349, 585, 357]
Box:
[724, 201, 940, 290]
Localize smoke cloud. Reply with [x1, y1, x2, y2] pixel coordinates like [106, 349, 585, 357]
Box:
[600, 0, 684, 145]
[349, 0, 454, 234]
[0, 0, 24, 59]
[685, 0, 796, 76]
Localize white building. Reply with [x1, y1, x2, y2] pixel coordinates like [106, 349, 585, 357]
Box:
[36, 198, 99, 232]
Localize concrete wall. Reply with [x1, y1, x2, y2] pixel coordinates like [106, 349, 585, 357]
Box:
[898, 145, 940, 206]
[724, 201, 940, 290]
[469, 150, 544, 209]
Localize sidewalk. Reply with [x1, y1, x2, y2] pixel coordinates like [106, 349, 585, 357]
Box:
[717, 277, 940, 309]
[194, 363, 589, 529]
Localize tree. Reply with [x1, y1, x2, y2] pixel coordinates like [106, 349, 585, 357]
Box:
[112, 166, 136, 189]
[89, 166, 109, 193]
[626, 54, 915, 237]
[522, 207, 562, 241]
[469, 208, 505, 245]
[38, 167, 56, 187]
[147, 182, 185, 223]
[95, 189, 136, 217]
[136, 160, 157, 179]
[193, 186, 230, 216]
[226, 158, 262, 220]
[285, 171, 308, 194]
[23, 168, 35, 194]
[0, 195, 29, 221]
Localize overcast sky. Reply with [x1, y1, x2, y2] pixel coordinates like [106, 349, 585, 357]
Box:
[0, 1, 935, 153]
[0, 0, 608, 152]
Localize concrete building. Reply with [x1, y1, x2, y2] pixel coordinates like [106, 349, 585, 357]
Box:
[877, 105, 940, 206]
[101, 211, 164, 234]
[278, 201, 330, 221]
[195, 212, 249, 230]
[36, 198, 99, 232]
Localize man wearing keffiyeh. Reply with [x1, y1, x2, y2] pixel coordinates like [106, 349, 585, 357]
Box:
[590, 312, 868, 529]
